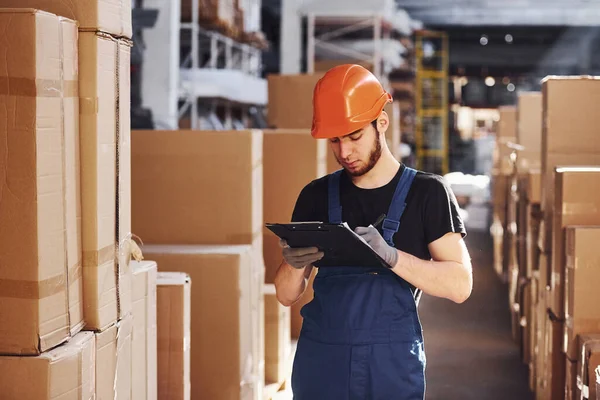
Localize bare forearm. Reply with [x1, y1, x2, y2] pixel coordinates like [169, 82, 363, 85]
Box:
[391, 250, 472, 303]
[274, 262, 309, 306]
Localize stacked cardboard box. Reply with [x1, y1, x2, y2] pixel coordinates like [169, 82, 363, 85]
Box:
[132, 261, 158, 400]
[264, 284, 292, 385]
[144, 245, 263, 400]
[533, 77, 600, 400]
[0, 9, 83, 356]
[0, 332, 96, 398]
[157, 272, 192, 400]
[132, 130, 265, 399]
[564, 227, 600, 400]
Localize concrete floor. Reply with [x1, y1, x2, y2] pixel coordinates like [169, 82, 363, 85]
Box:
[419, 229, 534, 400]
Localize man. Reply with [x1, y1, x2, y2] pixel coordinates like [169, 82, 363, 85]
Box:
[273, 64, 473, 399]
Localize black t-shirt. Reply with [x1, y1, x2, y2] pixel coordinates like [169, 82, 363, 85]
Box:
[291, 164, 467, 298]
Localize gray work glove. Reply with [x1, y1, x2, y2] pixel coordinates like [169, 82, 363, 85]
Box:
[354, 226, 398, 268]
[279, 239, 324, 269]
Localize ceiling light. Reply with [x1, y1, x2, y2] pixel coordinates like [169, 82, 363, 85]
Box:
[505, 34, 513, 43]
[502, 77, 510, 85]
[507, 83, 516, 92]
[480, 35, 488, 46]
[485, 76, 495, 87]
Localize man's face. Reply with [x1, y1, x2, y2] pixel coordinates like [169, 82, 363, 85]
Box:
[330, 123, 382, 177]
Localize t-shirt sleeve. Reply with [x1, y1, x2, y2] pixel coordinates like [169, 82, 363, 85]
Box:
[422, 176, 467, 244]
[291, 183, 319, 222]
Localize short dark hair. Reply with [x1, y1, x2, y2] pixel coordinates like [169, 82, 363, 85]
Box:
[371, 119, 378, 130]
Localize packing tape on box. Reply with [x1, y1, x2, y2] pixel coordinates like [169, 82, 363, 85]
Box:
[0, 77, 78, 97]
[79, 97, 98, 115]
[82, 245, 117, 268]
[0, 274, 66, 299]
[69, 261, 83, 283]
[157, 338, 190, 352]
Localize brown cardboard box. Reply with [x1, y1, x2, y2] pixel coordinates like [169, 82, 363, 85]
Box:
[79, 30, 118, 331]
[527, 169, 542, 205]
[522, 279, 533, 365]
[0, 331, 95, 399]
[80, 32, 132, 331]
[1, 0, 132, 38]
[493, 139, 517, 175]
[264, 284, 291, 384]
[576, 335, 600, 400]
[144, 245, 264, 400]
[60, 17, 85, 336]
[516, 92, 542, 170]
[117, 38, 133, 321]
[0, 9, 72, 355]
[544, 311, 566, 400]
[157, 272, 192, 400]
[550, 168, 600, 319]
[526, 204, 542, 279]
[131, 130, 263, 246]
[267, 73, 324, 129]
[529, 272, 539, 391]
[567, 358, 578, 400]
[132, 261, 158, 400]
[96, 316, 133, 400]
[497, 105, 517, 139]
[263, 129, 327, 282]
[564, 227, 600, 359]
[540, 77, 600, 248]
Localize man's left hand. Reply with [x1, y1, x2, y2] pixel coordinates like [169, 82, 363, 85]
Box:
[355, 226, 398, 268]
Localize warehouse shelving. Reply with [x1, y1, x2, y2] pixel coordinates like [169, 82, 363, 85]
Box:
[178, 0, 267, 130]
[141, 0, 267, 130]
[299, 0, 420, 87]
[414, 29, 449, 175]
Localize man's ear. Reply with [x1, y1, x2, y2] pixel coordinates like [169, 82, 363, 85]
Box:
[377, 111, 390, 134]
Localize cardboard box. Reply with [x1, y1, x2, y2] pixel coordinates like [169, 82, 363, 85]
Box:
[80, 32, 132, 331]
[117, 38, 133, 320]
[576, 335, 600, 400]
[516, 92, 542, 170]
[0, 331, 95, 399]
[564, 227, 600, 359]
[527, 170, 542, 205]
[497, 105, 517, 139]
[267, 73, 324, 129]
[157, 272, 192, 400]
[95, 316, 133, 400]
[522, 279, 533, 365]
[264, 284, 291, 384]
[540, 77, 600, 248]
[132, 261, 158, 400]
[0, 9, 73, 354]
[262, 129, 327, 283]
[550, 168, 600, 319]
[529, 272, 539, 391]
[1, 0, 132, 38]
[59, 17, 85, 336]
[144, 245, 264, 400]
[131, 130, 263, 246]
[79, 31, 117, 330]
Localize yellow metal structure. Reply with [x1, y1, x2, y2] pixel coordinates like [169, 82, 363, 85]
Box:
[415, 30, 449, 175]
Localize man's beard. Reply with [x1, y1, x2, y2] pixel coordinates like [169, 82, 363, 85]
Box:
[337, 133, 383, 177]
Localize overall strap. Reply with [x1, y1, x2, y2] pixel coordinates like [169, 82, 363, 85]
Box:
[382, 167, 418, 245]
[327, 170, 344, 224]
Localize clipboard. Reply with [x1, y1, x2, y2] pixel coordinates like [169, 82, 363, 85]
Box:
[265, 222, 390, 269]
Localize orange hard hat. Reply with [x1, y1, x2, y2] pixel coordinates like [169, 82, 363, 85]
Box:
[311, 64, 392, 139]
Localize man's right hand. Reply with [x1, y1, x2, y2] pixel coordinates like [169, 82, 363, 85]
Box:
[279, 239, 324, 269]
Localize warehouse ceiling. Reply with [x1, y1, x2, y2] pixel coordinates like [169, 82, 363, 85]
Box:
[397, 0, 600, 26]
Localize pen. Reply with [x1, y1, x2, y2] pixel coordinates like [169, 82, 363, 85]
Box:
[371, 213, 386, 229]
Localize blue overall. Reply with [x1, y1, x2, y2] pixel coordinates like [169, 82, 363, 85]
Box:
[291, 167, 426, 400]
